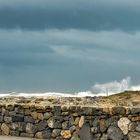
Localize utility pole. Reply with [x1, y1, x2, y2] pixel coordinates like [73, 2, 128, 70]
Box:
[106, 88, 109, 96]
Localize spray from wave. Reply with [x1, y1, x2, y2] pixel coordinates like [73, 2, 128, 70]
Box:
[1, 77, 140, 97]
[90, 77, 131, 96]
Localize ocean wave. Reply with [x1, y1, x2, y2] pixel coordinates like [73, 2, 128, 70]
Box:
[0, 77, 140, 97]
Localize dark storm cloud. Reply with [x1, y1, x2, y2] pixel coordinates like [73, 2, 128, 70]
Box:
[0, 0, 140, 31]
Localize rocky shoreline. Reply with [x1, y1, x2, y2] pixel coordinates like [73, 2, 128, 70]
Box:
[1, 90, 140, 108]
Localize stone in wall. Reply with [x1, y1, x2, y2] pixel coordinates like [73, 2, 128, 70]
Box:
[44, 112, 52, 119]
[12, 115, 24, 122]
[61, 130, 71, 139]
[52, 129, 61, 138]
[42, 129, 52, 139]
[26, 123, 37, 134]
[107, 126, 123, 140]
[35, 132, 43, 139]
[24, 116, 35, 123]
[1, 123, 10, 135]
[112, 107, 126, 115]
[79, 116, 85, 128]
[37, 120, 47, 131]
[70, 131, 80, 140]
[129, 122, 137, 132]
[47, 117, 62, 129]
[117, 117, 131, 135]
[128, 132, 140, 140]
[79, 123, 93, 140]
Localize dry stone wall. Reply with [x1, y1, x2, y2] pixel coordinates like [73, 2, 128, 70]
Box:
[0, 104, 140, 140]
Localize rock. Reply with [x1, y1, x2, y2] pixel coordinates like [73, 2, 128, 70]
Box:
[61, 130, 72, 139]
[129, 122, 137, 132]
[107, 126, 123, 140]
[82, 107, 93, 115]
[26, 123, 37, 134]
[6, 105, 14, 111]
[62, 121, 69, 129]
[24, 116, 35, 123]
[22, 104, 30, 109]
[17, 108, 24, 115]
[35, 104, 46, 110]
[99, 119, 108, 133]
[47, 117, 61, 129]
[62, 112, 69, 116]
[1, 123, 10, 135]
[18, 122, 26, 132]
[9, 111, 16, 116]
[128, 132, 140, 140]
[10, 122, 26, 132]
[35, 132, 43, 139]
[93, 133, 102, 139]
[75, 117, 80, 125]
[112, 107, 126, 115]
[69, 125, 76, 133]
[91, 126, 99, 134]
[44, 112, 52, 119]
[31, 112, 38, 120]
[92, 117, 100, 126]
[100, 134, 108, 140]
[37, 120, 47, 131]
[131, 108, 140, 114]
[47, 118, 55, 128]
[79, 116, 85, 128]
[10, 123, 18, 130]
[69, 116, 75, 126]
[54, 106, 61, 116]
[25, 109, 31, 115]
[4, 116, 12, 123]
[42, 129, 52, 139]
[0, 116, 3, 122]
[79, 123, 93, 140]
[2, 107, 8, 116]
[37, 113, 44, 120]
[105, 116, 119, 127]
[12, 115, 24, 122]
[70, 131, 80, 140]
[123, 135, 128, 140]
[52, 129, 61, 138]
[135, 123, 140, 132]
[117, 117, 131, 135]
[131, 116, 140, 122]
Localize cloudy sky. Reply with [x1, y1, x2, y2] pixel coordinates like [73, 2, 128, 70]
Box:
[0, 0, 140, 92]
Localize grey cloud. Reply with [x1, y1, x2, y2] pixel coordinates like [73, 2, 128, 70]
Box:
[1, 29, 140, 68]
[0, 29, 140, 92]
[0, 0, 140, 31]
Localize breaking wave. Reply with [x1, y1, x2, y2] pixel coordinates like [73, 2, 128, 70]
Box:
[0, 77, 140, 97]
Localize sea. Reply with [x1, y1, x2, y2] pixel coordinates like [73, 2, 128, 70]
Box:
[0, 77, 140, 98]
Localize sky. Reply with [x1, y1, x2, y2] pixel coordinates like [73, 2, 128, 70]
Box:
[0, 0, 140, 93]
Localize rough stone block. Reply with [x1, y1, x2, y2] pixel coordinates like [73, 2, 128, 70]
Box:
[36, 120, 47, 131]
[4, 116, 12, 123]
[24, 116, 35, 123]
[12, 115, 24, 122]
[112, 107, 126, 115]
[0, 116, 3, 122]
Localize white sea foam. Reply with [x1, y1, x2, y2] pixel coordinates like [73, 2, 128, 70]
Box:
[0, 77, 140, 97]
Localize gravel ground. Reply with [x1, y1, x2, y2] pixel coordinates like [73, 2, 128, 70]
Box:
[0, 136, 40, 140]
